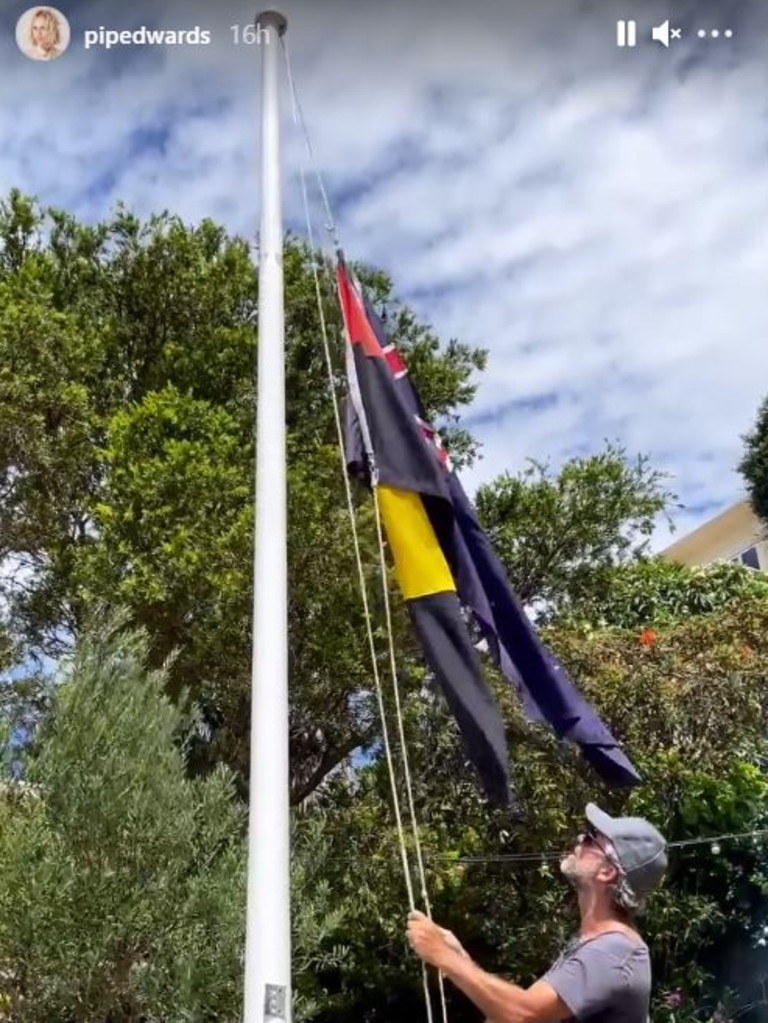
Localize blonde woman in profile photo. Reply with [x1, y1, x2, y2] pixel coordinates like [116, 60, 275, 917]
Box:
[23, 7, 65, 60]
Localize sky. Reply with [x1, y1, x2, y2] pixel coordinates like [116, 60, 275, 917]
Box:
[2, 0, 768, 551]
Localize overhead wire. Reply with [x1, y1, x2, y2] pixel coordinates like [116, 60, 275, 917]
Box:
[310, 827, 768, 866]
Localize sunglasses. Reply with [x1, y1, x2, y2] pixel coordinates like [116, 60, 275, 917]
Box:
[577, 826, 603, 848]
[577, 828, 624, 873]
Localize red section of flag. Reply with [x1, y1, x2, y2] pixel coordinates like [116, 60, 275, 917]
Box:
[337, 263, 382, 359]
[382, 343, 407, 378]
[338, 261, 451, 468]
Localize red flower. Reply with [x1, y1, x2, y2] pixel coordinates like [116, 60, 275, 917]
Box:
[640, 629, 657, 647]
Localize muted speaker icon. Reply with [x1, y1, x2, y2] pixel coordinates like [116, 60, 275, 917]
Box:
[652, 19, 682, 46]
[652, 20, 670, 45]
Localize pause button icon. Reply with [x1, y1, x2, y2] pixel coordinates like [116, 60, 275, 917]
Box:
[617, 19, 637, 46]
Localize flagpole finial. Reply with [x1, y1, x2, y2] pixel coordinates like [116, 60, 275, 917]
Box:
[256, 10, 288, 35]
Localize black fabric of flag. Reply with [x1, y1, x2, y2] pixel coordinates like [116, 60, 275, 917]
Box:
[338, 254, 641, 806]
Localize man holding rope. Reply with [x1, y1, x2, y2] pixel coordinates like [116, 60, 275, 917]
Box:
[407, 803, 667, 1023]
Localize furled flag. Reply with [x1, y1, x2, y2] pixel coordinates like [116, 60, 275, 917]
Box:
[337, 254, 641, 806]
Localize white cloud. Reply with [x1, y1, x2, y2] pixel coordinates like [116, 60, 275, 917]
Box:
[1, 0, 767, 555]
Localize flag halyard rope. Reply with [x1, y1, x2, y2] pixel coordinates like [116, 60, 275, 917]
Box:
[281, 35, 449, 1023]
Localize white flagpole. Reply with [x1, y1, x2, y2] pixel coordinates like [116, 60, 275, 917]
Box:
[244, 10, 291, 1023]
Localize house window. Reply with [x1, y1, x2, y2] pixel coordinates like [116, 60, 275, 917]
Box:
[735, 546, 761, 570]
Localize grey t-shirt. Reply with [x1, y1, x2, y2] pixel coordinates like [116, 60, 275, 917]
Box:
[542, 931, 651, 1023]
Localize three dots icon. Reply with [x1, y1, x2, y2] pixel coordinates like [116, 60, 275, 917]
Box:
[697, 28, 734, 39]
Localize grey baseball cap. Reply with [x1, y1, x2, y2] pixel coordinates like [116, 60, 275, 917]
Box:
[586, 803, 668, 896]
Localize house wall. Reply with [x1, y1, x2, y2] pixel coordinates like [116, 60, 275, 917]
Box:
[661, 500, 768, 570]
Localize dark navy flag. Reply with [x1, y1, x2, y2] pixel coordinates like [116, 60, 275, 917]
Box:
[338, 253, 641, 791]
[339, 256, 514, 807]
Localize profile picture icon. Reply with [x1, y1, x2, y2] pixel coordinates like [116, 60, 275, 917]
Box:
[16, 6, 70, 61]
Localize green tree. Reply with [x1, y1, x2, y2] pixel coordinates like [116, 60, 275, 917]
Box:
[0, 609, 349, 1023]
[740, 394, 768, 526]
[0, 191, 484, 799]
[1, 191, 689, 804]
[553, 557, 768, 630]
[307, 595, 768, 1023]
[4, 187, 768, 1023]
[474, 444, 678, 614]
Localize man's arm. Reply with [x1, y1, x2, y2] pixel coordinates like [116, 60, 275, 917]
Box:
[438, 949, 572, 1023]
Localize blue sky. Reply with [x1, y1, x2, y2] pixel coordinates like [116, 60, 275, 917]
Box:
[2, 0, 768, 551]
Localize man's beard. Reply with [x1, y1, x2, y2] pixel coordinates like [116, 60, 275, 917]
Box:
[560, 854, 582, 888]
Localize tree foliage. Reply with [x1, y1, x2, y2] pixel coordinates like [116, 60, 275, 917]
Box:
[0, 610, 350, 1023]
[554, 557, 768, 630]
[474, 444, 678, 613]
[4, 187, 767, 1023]
[740, 394, 768, 527]
[308, 595, 768, 1023]
[0, 190, 485, 799]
